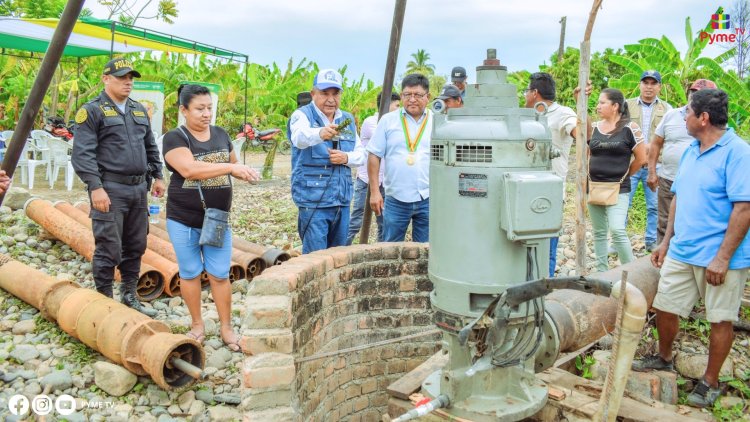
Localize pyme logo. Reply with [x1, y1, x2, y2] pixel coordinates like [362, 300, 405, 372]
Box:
[700, 7, 745, 44]
[711, 12, 731, 29]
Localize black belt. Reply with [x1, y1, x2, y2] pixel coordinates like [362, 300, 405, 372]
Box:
[101, 172, 147, 185]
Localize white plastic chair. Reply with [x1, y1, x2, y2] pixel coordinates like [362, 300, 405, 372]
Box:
[47, 138, 75, 190]
[232, 138, 246, 163]
[17, 142, 46, 189]
[1, 130, 13, 142]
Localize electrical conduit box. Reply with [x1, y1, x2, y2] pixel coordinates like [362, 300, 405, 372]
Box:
[500, 172, 563, 241]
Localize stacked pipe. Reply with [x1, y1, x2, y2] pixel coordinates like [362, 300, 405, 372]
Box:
[73, 202, 246, 294]
[0, 253, 205, 389]
[149, 217, 285, 278]
[24, 198, 166, 301]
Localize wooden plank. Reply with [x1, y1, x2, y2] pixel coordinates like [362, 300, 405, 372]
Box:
[538, 368, 714, 422]
[386, 351, 448, 400]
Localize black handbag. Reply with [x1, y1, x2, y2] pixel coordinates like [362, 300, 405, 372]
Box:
[177, 127, 230, 247]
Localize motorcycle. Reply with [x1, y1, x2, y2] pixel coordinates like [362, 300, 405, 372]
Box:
[235, 124, 288, 155]
[43, 116, 74, 140]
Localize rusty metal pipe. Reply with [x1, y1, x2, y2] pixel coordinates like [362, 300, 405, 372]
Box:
[231, 249, 267, 279]
[25, 199, 165, 301]
[0, 254, 204, 390]
[231, 236, 291, 267]
[546, 256, 659, 352]
[76, 202, 246, 284]
[51, 201, 179, 298]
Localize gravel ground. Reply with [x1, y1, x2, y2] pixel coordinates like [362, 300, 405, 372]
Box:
[0, 152, 747, 420]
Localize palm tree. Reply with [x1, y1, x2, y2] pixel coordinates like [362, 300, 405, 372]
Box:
[406, 49, 435, 76]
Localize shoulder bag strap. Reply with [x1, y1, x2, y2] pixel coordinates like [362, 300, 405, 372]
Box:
[587, 123, 630, 184]
[177, 126, 207, 210]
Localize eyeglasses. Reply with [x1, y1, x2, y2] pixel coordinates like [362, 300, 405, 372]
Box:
[401, 92, 427, 100]
[523, 88, 536, 94]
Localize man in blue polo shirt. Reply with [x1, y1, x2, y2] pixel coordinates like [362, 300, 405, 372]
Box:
[632, 89, 750, 408]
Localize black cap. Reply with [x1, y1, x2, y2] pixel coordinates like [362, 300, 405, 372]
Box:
[103, 57, 141, 78]
[297, 91, 312, 107]
[437, 84, 462, 100]
[451, 66, 467, 82]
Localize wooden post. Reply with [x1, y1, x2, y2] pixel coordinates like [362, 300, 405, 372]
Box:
[359, 0, 407, 244]
[574, 0, 603, 275]
[558, 17, 567, 62]
[0, 0, 86, 205]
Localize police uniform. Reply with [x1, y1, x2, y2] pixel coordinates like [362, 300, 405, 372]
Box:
[71, 58, 162, 316]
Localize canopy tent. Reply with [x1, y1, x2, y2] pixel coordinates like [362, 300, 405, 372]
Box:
[0, 16, 249, 123]
[0, 17, 246, 61]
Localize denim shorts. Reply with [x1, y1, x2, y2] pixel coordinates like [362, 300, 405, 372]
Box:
[166, 218, 233, 280]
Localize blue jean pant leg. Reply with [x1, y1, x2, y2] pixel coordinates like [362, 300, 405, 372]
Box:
[346, 179, 368, 245]
[383, 196, 429, 242]
[347, 180, 386, 245]
[383, 196, 412, 242]
[328, 205, 349, 249]
[411, 197, 429, 242]
[298, 206, 349, 254]
[627, 167, 658, 243]
[549, 236, 559, 277]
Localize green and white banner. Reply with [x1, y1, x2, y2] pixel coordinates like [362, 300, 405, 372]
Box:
[131, 81, 165, 137]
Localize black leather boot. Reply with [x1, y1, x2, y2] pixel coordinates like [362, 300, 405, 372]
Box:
[120, 281, 157, 317]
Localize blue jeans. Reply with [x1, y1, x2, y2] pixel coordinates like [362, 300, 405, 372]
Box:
[347, 179, 384, 245]
[383, 196, 429, 242]
[298, 205, 349, 254]
[589, 193, 634, 272]
[549, 236, 559, 277]
[627, 167, 657, 244]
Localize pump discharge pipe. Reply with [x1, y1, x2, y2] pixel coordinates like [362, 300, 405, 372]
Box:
[593, 275, 647, 421]
[0, 254, 205, 389]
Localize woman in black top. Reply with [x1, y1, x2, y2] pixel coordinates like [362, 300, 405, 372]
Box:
[588, 88, 647, 272]
[163, 84, 258, 351]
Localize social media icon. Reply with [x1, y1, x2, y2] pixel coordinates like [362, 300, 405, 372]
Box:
[31, 394, 53, 415]
[8, 395, 30, 415]
[55, 394, 76, 416]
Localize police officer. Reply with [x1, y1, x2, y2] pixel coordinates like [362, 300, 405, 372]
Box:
[72, 58, 164, 317]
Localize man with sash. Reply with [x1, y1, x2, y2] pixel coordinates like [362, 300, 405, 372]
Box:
[289, 69, 365, 253]
[367, 74, 433, 242]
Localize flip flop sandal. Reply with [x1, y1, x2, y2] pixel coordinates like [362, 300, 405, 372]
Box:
[186, 331, 205, 345]
[222, 335, 241, 352]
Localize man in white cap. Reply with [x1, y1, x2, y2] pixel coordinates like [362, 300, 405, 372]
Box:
[288, 69, 365, 253]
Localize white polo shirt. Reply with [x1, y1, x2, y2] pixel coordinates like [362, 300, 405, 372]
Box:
[366, 108, 432, 203]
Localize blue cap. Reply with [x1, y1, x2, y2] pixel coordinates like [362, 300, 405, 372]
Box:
[640, 70, 661, 83]
[313, 69, 343, 91]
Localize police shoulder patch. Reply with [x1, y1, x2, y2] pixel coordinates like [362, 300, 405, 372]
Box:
[75, 108, 88, 124]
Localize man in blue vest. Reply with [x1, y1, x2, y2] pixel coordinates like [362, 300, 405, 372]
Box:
[289, 69, 364, 253]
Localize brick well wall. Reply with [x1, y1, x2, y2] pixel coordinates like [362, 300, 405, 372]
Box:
[240, 243, 439, 421]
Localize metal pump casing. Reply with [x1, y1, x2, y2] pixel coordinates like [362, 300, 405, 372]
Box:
[423, 49, 564, 421]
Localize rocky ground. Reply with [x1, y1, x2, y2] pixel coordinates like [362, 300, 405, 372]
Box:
[0, 153, 747, 421]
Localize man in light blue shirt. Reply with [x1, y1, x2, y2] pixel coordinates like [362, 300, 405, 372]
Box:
[633, 89, 750, 409]
[367, 74, 432, 242]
